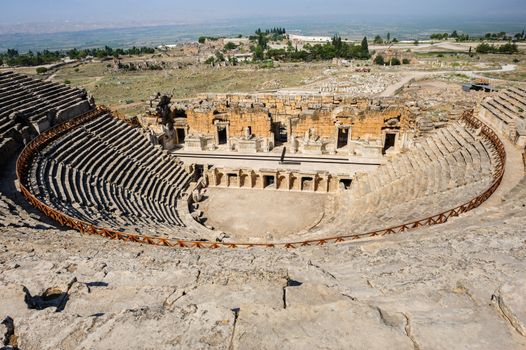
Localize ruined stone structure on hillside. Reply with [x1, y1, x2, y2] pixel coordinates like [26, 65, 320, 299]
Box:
[1, 67, 525, 349]
[479, 86, 526, 147]
[141, 93, 433, 158]
[0, 71, 94, 166]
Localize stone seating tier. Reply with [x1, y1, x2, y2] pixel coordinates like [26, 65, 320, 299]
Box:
[305, 121, 499, 239]
[0, 72, 92, 167]
[28, 113, 192, 238]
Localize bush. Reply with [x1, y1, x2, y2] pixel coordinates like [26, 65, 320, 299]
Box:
[35, 67, 48, 74]
[402, 58, 410, 64]
[258, 60, 274, 69]
[74, 68, 79, 72]
[476, 43, 493, 54]
[374, 55, 385, 65]
[390, 57, 401, 65]
[476, 42, 519, 54]
[64, 79, 71, 84]
[223, 42, 238, 51]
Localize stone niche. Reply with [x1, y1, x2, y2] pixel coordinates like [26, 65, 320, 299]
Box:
[147, 93, 416, 156]
[205, 167, 354, 193]
[235, 138, 262, 153]
[185, 134, 216, 151]
[185, 108, 273, 152]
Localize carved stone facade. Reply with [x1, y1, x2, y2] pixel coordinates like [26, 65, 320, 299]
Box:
[205, 167, 353, 193]
[142, 93, 417, 157]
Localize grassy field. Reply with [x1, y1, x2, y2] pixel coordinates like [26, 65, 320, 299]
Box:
[49, 60, 330, 115]
[5, 49, 523, 116]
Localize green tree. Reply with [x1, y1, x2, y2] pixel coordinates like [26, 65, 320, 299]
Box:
[254, 45, 264, 60]
[499, 42, 519, 54]
[215, 50, 225, 62]
[374, 35, 383, 44]
[374, 55, 385, 65]
[332, 35, 343, 51]
[361, 36, 369, 53]
[224, 42, 238, 51]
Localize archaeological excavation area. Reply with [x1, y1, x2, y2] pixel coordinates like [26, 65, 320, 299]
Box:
[0, 68, 525, 349]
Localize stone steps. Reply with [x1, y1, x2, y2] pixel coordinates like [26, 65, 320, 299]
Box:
[344, 122, 497, 231]
[0, 72, 92, 148]
[27, 113, 191, 236]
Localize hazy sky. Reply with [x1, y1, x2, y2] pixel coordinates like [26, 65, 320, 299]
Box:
[2, 0, 526, 24]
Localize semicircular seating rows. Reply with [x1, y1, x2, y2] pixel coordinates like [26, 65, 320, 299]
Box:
[16, 106, 505, 248]
[0, 71, 92, 164]
[481, 86, 526, 134]
[25, 111, 193, 238]
[308, 119, 500, 238]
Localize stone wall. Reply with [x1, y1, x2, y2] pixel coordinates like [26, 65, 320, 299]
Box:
[187, 108, 271, 138]
[186, 93, 411, 138]
[206, 167, 353, 193]
[144, 92, 416, 155]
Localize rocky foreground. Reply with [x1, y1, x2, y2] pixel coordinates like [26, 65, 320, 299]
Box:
[0, 177, 525, 349]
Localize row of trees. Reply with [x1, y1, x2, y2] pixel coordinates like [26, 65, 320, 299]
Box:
[484, 31, 525, 41]
[0, 46, 156, 67]
[430, 30, 526, 42]
[373, 33, 398, 44]
[198, 36, 220, 44]
[67, 46, 154, 59]
[374, 55, 410, 66]
[475, 42, 519, 54]
[0, 49, 63, 67]
[428, 30, 469, 41]
[250, 28, 287, 45]
[262, 35, 370, 62]
[255, 28, 286, 35]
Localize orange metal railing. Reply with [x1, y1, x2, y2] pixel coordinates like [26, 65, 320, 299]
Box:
[16, 109, 506, 249]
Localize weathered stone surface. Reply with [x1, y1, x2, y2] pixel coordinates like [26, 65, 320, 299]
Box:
[1, 188, 526, 349]
[493, 281, 526, 337]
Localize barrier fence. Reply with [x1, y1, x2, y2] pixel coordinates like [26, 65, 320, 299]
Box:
[16, 108, 506, 249]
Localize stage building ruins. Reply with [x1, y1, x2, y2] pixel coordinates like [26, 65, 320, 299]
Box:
[141, 92, 420, 158]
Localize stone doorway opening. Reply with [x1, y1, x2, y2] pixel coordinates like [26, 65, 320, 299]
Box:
[176, 128, 186, 144]
[218, 126, 227, 145]
[339, 178, 352, 190]
[337, 128, 349, 149]
[301, 177, 314, 191]
[263, 175, 275, 188]
[273, 122, 288, 145]
[383, 133, 396, 154]
[227, 174, 238, 187]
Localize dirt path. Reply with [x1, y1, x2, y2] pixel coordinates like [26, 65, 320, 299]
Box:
[379, 64, 517, 97]
[480, 125, 525, 208]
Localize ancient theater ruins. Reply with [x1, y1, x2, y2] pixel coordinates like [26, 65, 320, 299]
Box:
[1, 30, 526, 349]
[3, 68, 516, 246]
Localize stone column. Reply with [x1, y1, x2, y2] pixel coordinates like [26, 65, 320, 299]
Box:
[318, 173, 329, 193]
